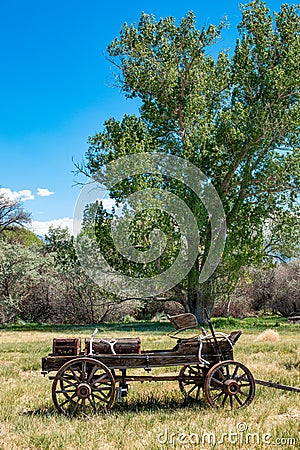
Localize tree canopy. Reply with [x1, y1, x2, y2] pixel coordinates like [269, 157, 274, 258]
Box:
[83, 1, 300, 323]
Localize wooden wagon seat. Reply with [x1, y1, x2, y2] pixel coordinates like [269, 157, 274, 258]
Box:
[167, 313, 242, 345]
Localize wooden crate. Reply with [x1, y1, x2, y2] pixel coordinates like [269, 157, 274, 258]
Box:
[85, 337, 141, 355]
[52, 338, 81, 356]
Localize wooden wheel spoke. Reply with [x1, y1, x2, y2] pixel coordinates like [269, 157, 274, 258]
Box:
[229, 395, 233, 409]
[232, 365, 239, 379]
[93, 381, 111, 386]
[216, 369, 226, 381]
[81, 361, 87, 382]
[91, 373, 108, 385]
[62, 372, 77, 380]
[239, 389, 250, 397]
[87, 365, 99, 383]
[225, 365, 230, 378]
[61, 380, 77, 388]
[221, 393, 228, 406]
[56, 389, 76, 394]
[189, 366, 200, 375]
[93, 388, 111, 398]
[59, 392, 77, 407]
[58, 374, 78, 386]
[82, 398, 86, 414]
[182, 381, 195, 386]
[210, 376, 223, 386]
[187, 384, 198, 395]
[92, 392, 109, 403]
[212, 391, 224, 402]
[235, 394, 243, 406]
[93, 385, 112, 392]
[72, 399, 80, 415]
[88, 396, 97, 412]
[59, 377, 77, 386]
[69, 366, 81, 383]
[236, 373, 247, 382]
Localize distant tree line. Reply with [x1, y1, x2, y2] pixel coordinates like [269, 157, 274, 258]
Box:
[0, 193, 299, 325]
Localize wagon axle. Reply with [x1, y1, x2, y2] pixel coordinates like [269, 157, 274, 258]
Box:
[223, 380, 240, 395]
[76, 383, 92, 399]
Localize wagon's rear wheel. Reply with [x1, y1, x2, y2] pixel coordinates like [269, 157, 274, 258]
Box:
[204, 360, 255, 409]
[179, 365, 205, 401]
[52, 357, 116, 415]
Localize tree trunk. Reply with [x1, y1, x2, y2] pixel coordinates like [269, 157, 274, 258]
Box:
[186, 264, 215, 324]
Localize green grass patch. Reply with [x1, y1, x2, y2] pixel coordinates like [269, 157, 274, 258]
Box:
[1, 314, 298, 334]
[0, 317, 299, 449]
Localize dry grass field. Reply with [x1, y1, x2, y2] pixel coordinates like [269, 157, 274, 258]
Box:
[0, 318, 299, 450]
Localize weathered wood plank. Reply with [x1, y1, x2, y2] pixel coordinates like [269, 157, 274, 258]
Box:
[42, 348, 233, 372]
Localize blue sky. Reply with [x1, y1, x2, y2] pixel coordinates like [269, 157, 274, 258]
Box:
[0, 0, 293, 235]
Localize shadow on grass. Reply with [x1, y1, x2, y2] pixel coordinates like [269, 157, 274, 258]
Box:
[112, 392, 208, 414]
[21, 396, 208, 419]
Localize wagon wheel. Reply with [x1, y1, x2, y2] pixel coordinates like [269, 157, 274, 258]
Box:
[52, 357, 116, 415]
[179, 365, 205, 401]
[204, 360, 255, 409]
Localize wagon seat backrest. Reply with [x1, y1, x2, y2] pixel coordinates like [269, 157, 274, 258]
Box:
[227, 330, 242, 345]
[167, 313, 200, 339]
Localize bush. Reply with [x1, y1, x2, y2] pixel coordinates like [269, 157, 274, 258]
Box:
[250, 261, 300, 316]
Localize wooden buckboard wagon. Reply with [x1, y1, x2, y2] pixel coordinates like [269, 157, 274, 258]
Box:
[41, 312, 300, 415]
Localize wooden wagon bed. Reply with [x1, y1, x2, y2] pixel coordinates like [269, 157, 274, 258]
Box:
[42, 332, 236, 373]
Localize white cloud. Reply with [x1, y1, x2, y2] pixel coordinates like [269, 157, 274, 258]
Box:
[99, 198, 124, 216]
[37, 188, 54, 197]
[101, 198, 117, 210]
[0, 187, 34, 202]
[31, 217, 81, 237]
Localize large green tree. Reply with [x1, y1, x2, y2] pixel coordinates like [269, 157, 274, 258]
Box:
[83, 1, 300, 323]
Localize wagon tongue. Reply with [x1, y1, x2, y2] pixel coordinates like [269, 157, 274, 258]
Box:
[254, 379, 300, 393]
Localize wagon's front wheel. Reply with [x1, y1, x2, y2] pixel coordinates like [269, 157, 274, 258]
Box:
[52, 357, 116, 415]
[204, 360, 255, 409]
